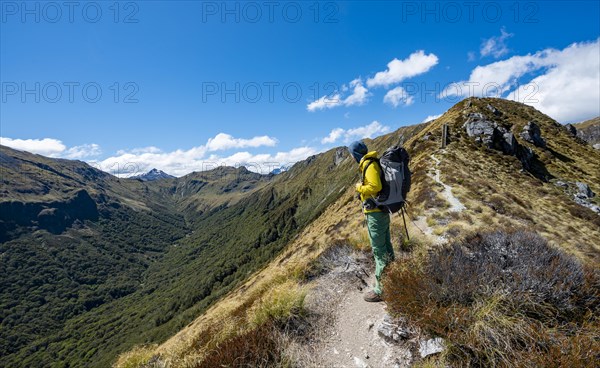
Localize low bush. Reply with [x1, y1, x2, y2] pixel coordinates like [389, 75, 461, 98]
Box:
[384, 230, 600, 367]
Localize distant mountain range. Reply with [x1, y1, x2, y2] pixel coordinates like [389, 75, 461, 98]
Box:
[130, 168, 175, 181]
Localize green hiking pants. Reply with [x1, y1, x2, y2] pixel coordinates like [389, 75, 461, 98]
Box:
[366, 211, 395, 295]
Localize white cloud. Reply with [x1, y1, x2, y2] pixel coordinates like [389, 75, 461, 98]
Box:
[308, 51, 437, 111]
[343, 79, 369, 106]
[366, 51, 439, 88]
[321, 128, 346, 144]
[307, 79, 369, 112]
[88, 132, 314, 177]
[1, 137, 66, 156]
[383, 86, 414, 107]
[421, 114, 443, 123]
[307, 92, 343, 112]
[321, 121, 390, 145]
[95, 145, 318, 177]
[443, 38, 600, 122]
[480, 28, 513, 58]
[63, 144, 102, 159]
[0, 137, 101, 159]
[206, 133, 277, 151]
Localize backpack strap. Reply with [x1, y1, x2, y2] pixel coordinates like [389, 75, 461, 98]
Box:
[361, 158, 379, 185]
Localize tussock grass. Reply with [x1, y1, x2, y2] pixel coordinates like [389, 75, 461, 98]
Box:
[113, 345, 158, 368]
[248, 281, 308, 327]
[384, 229, 600, 367]
[346, 229, 372, 252]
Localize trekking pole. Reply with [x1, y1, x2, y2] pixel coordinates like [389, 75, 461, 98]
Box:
[400, 206, 410, 241]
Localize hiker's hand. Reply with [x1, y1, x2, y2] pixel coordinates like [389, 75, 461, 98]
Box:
[355, 182, 362, 192]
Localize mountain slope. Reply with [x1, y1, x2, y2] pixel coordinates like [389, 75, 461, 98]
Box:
[0, 124, 426, 367]
[116, 97, 600, 367]
[573, 116, 600, 147]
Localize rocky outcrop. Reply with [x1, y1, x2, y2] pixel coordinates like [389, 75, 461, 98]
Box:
[463, 113, 520, 156]
[565, 123, 577, 136]
[553, 180, 600, 214]
[334, 147, 347, 166]
[520, 121, 546, 148]
[574, 117, 600, 146]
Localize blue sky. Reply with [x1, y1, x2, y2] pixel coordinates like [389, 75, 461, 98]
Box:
[1, 1, 599, 176]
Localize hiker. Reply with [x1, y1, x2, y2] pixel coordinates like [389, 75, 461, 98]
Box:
[348, 140, 395, 303]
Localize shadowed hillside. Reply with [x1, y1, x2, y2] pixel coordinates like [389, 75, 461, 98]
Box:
[1, 123, 427, 368]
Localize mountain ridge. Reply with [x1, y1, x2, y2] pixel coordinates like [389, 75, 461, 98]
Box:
[116, 97, 599, 367]
[2, 98, 599, 367]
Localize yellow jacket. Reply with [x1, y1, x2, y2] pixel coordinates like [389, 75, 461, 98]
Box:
[355, 151, 383, 213]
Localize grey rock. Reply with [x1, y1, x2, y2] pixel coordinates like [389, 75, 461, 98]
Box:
[419, 337, 445, 358]
[377, 314, 410, 343]
[516, 146, 534, 170]
[502, 132, 518, 155]
[463, 113, 497, 147]
[334, 147, 347, 166]
[486, 104, 502, 116]
[573, 195, 600, 214]
[554, 181, 569, 188]
[520, 121, 546, 148]
[564, 123, 577, 136]
[594, 143, 600, 150]
[575, 182, 594, 198]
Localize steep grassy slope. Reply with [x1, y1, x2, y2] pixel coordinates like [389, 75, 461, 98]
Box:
[117, 98, 600, 367]
[0, 125, 423, 367]
[409, 98, 600, 261]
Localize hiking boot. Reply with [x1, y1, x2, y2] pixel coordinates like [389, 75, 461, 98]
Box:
[363, 290, 382, 302]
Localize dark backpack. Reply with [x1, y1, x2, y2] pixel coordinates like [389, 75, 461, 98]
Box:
[361, 146, 411, 213]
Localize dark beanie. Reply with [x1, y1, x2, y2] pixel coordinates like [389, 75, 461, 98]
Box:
[348, 141, 368, 163]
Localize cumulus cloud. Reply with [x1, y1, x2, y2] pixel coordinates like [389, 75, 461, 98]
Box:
[507, 39, 600, 122]
[343, 79, 370, 106]
[366, 51, 439, 88]
[480, 28, 514, 58]
[0, 137, 101, 159]
[383, 86, 414, 107]
[307, 79, 369, 112]
[306, 93, 343, 112]
[95, 145, 318, 177]
[442, 38, 600, 122]
[63, 144, 102, 159]
[421, 114, 443, 123]
[206, 133, 277, 151]
[89, 132, 310, 177]
[308, 51, 438, 111]
[321, 121, 390, 144]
